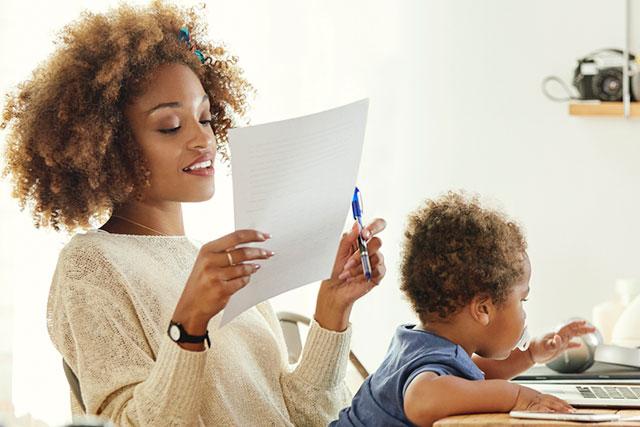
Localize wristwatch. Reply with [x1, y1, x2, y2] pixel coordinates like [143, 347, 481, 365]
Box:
[167, 320, 211, 348]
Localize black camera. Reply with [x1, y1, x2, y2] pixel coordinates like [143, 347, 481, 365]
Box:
[573, 49, 636, 102]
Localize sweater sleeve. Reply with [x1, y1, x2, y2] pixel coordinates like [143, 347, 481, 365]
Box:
[256, 302, 353, 426]
[47, 244, 207, 426]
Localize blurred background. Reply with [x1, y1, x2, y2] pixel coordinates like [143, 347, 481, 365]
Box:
[1, 0, 640, 424]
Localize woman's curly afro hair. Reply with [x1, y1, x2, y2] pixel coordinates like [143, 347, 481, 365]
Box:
[1, 0, 251, 232]
[400, 192, 528, 323]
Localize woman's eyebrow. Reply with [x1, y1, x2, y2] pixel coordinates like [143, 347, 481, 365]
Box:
[146, 94, 209, 115]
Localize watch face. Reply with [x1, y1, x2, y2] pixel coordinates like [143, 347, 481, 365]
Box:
[169, 324, 181, 341]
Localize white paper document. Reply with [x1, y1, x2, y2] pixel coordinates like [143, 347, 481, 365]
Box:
[221, 99, 369, 326]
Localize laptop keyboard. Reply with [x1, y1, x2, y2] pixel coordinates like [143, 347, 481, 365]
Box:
[577, 386, 640, 400]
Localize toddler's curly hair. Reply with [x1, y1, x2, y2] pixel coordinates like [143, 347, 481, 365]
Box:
[1, 0, 251, 232]
[400, 192, 527, 323]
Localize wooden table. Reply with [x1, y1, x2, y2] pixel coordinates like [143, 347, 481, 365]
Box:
[435, 409, 640, 426]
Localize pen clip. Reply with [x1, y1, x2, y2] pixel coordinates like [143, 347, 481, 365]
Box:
[352, 187, 363, 220]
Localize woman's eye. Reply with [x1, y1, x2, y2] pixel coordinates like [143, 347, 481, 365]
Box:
[159, 126, 181, 134]
[521, 298, 529, 302]
[158, 119, 210, 134]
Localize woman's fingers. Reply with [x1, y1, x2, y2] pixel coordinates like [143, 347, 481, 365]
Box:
[199, 232, 274, 270]
[341, 253, 378, 280]
[340, 252, 385, 282]
[343, 237, 382, 271]
[373, 260, 387, 283]
[203, 229, 271, 254]
[178, 230, 274, 324]
[218, 263, 261, 281]
[331, 227, 360, 276]
[345, 218, 386, 260]
[351, 258, 386, 285]
[362, 218, 387, 239]
[335, 218, 386, 273]
[226, 246, 275, 265]
[365, 236, 383, 255]
[355, 258, 386, 283]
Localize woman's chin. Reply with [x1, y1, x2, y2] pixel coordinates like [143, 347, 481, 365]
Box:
[181, 187, 215, 203]
[196, 189, 215, 202]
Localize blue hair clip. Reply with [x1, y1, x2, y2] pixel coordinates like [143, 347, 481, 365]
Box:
[178, 26, 210, 65]
[178, 26, 191, 44]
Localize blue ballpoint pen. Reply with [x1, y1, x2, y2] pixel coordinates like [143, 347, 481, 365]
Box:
[352, 187, 372, 281]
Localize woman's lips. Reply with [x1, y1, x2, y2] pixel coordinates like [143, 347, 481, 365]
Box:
[183, 167, 214, 176]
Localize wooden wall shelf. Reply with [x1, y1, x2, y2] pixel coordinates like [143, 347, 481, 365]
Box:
[569, 102, 640, 117]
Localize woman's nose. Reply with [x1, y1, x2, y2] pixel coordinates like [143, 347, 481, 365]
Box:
[188, 121, 215, 150]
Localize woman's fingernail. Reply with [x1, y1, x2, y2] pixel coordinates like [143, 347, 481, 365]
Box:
[344, 259, 356, 269]
[254, 264, 261, 270]
[363, 230, 371, 239]
[261, 232, 272, 239]
[338, 272, 350, 280]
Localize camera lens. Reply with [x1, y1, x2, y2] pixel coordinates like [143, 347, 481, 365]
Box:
[603, 77, 620, 95]
[592, 68, 623, 101]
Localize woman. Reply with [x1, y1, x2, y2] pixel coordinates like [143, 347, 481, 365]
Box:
[1, 2, 386, 425]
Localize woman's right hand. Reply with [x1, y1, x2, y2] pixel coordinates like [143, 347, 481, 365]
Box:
[171, 229, 274, 348]
[513, 385, 574, 413]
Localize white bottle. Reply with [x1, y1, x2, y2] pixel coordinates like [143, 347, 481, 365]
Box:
[612, 284, 640, 347]
[592, 279, 640, 344]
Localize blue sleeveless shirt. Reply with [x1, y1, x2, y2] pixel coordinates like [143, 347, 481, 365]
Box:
[330, 325, 485, 427]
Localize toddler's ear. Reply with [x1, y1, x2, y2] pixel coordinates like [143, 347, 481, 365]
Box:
[469, 295, 492, 326]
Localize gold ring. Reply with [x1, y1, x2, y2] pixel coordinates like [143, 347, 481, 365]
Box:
[226, 251, 234, 266]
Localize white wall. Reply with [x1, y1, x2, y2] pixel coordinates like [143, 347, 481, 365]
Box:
[1, 0, 639, 425]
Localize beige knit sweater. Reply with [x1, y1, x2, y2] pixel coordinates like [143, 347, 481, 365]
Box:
[46, 230, 352, 426]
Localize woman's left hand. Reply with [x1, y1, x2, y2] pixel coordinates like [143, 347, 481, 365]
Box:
[314, 218, 387, 331]
[528, 319, 597, 364]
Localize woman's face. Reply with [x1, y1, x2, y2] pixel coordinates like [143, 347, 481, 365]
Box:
[125, 63, 216, 203]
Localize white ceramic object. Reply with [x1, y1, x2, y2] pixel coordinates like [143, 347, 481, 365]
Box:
[612, 291, 640, 348]
[592, 278, 640, 344]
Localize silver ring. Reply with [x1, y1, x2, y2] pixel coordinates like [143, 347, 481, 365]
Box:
[226, 251, 234, 266]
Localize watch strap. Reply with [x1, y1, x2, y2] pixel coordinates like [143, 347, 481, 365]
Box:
[168, 321, 211, 348]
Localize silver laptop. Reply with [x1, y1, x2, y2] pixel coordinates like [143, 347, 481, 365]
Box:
[520, 383, 640, 407]
[513, 363, 640, 408]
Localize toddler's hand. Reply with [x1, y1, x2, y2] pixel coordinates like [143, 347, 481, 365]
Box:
[513, 385, 574, 413]
[528, 319, 596, 364]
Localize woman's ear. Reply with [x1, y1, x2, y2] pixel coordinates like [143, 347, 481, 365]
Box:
[469, 294, 493, 326]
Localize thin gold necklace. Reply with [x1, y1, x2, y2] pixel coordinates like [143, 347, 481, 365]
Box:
[111, 215, 168, 236]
